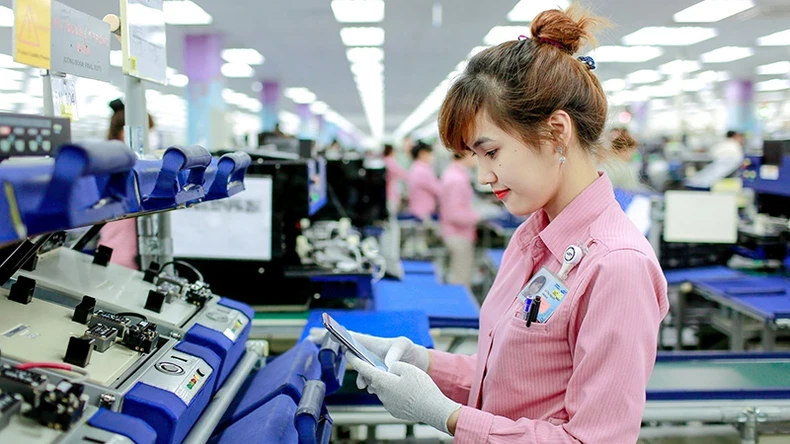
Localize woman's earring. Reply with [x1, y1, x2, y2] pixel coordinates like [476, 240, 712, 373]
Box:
[557, 146, 566, 164]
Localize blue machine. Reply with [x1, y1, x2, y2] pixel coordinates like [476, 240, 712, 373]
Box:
[122, 342, 220, 444]
[183, 298, 254, 392]
[88, 408, 158, 444]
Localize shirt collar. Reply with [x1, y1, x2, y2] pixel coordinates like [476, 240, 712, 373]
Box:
[518, 172, 616, 263]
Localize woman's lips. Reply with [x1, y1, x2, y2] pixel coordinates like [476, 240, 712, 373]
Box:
[494, 189, 510, 200]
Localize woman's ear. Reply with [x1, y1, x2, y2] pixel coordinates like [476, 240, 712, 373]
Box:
[547, 110, 573, 148]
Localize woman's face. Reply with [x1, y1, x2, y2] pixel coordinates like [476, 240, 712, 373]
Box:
[527, 280, 544, 294]
[468, 112, 562, 217]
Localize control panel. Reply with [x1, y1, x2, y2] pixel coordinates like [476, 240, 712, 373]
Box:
[138, 350, 212, 406]
[0, 113, 71, 158]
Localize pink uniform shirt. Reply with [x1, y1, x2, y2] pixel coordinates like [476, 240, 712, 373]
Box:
[407, 160, 441, 219]
[430, 173, 669, 443]
[385, 155, 409, 206]
[99, 219, 139, 270]
[439, 162, 480, 242]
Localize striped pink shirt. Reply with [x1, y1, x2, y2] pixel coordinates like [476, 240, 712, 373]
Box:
[407, 160, 441, 219]
[385, 155, 409, 206]
[439, 162, 480, 242]
[99, 218, 139, 270]
[430, 173, 669, 443]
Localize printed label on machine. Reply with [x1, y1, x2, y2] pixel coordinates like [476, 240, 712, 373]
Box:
[139, 350, 212, 405]
[198, 306, 249, 342]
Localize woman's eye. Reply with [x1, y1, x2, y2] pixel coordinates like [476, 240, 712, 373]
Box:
[485, 149, 498, 159]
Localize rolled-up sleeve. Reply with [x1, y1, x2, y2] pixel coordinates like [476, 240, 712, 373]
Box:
[429, 350, 477, 405]
[452, 250, 668, 443]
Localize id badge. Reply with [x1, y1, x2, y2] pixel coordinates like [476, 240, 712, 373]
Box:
[517, 267, 569, 323]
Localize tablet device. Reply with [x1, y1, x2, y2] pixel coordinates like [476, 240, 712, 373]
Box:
[322, 313, 388, 371]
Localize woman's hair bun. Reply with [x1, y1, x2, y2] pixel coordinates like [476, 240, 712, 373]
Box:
[530, 3, 607, 55]
[109, 98, 125, 113]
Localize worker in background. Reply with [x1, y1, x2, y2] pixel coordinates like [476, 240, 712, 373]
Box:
[710, 130, 745, 162]
[338, 6, 669, 442]
[98, 98, 155, 270]
[383, 143, 409, 213]
[439, 151, 480, 286]
[406, 140, 441, 221]
[600, 127, 644, 191]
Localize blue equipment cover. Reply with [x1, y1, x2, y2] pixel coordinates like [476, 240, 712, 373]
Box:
[299, 309, 434, 348]
[664, 266, 744, 286]
[122, 342, 220, 444]
[693, 275, 790, 321]
[401, 260, 436, 275]
[374, 280, 480, 328]
[88, 408, 157, 444]
[204, 152, 251, 201]
[141, 145, 211, 210]
[183, 298, 254, 393]
[11, 141, 135, 235]
[209, 394, 298, 444]
[217, 339, 321, 431]
[295, 380, 332, 444]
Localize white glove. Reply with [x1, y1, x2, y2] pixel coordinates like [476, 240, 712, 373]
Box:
[347, 354, 461, 435]
[307, 328, 430, 372]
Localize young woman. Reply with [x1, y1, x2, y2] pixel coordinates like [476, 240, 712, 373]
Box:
[343, 6, 669, 442]
[98, 99, 154, 270]
[406, 140, 441, 221]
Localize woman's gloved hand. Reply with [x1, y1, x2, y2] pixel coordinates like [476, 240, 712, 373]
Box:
[347, 353, 461, 435]
[307, 327, 430, 372]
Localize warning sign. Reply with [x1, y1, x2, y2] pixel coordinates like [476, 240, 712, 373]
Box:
[13, 0, 52, 69]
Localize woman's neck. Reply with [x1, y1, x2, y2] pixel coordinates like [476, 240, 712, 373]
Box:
[544, 152, 600, 221]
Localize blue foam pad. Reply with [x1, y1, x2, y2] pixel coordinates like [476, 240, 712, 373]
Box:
[122, 342, 220, 444]
[299, 309, 434, 348]
[664, 266, 744, 286]
[88, 408, 157, 444]
[374, 280, 480, 328]
[209, 395, 298, 444]
[205, 152, 250, 201]
[183, 298, 253, 392]
[401, 260, 435, 275]
[217, 339, 321, 431]
[694, 276, 790, 320]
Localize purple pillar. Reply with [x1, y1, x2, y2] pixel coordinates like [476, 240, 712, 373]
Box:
[260, 80, 280, 132]
[184, 34, 225, 148]
[725, 80, 757, 138]
[296, 103, 314, 139]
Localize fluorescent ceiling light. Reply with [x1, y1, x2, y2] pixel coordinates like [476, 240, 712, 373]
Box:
[588, 46, 664, 63]
[169, 74, 189, 87]
[351, 61, 383, 76]
[469, 46, 491, 58]
[221, 62, 255, 78]
[0, 6, 13, 27]
[673, 0, 754, 23]
[347, 47, 384, 63]
[756, 79, 790, 91]
[331, 0, 384, 23]
[0, 68, 25, 82]
[602, 78, 626, 92]
[222, 48, 264, 65]
[163, 1, 212, 25]
[700, 46, 754, 63]
[310, 101, 329, 115]
[757, 29, 790, 46]
[507, 0, 570, 22]
[0, 80, 21, 91]
[483, 26, 527, 46]
[698, 70, 730, 82]
[659, 60, 701, 74]
[340, 27, 384, 46]
[627, 70, 662, 84]
[757, 61, 790, 75]
[0, 54, 27, 69]
[284, 87, 316, 104]
[110, 50, 123, 67]
[622, 26, 717, 46]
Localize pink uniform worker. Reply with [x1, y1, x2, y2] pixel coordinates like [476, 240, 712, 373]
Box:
[439, 152, 480, 286]
[407, 141, 441, 220]
[341, 6, 670, 443]
[383, 144, 409, 211]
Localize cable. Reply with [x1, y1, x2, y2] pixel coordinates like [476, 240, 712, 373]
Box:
[115, 312, 147, 322]
[158, 260, 204, 282]
[16, 362, 90, 384]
